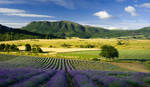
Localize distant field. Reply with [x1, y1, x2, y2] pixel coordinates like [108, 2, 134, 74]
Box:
[57, 49, 150, 59]
[1, 39, 150, 50]
[1, 39, 150, 60]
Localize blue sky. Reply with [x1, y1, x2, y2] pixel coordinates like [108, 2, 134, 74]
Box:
[0, 0, 150, 29]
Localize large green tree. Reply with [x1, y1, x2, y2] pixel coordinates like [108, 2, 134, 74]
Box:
[25, 44, 31, 51]
[100, 45, 119, 59]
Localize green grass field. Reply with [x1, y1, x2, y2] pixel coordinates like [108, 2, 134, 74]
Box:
[1, 39, 150, 60]
[57, 49, 150, 59]
[0, 54, 17, 61]
[1, 39, 150, 50]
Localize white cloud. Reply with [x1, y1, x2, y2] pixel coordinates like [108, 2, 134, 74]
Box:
[6, 13, 52, 18]
[0, 19, 60, 28]
[0, 8, 53, 18]
[140, 3, 150, 8]
[107, 27, 119, 30]
[125, 6, 137, 16]
[82, 23, 128, 30]
[94, 11, 112, 19]
[0, 22, 28, 28]
[0, 8, 25, 13]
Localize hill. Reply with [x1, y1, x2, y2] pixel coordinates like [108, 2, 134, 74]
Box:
[22, 21, 150, 38]
[1, 21, 150, 40]
[22, 21, 115, 38]
[0, 24, 59, 41]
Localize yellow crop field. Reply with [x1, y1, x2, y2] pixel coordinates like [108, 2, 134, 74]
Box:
[0, 39, 150, 50]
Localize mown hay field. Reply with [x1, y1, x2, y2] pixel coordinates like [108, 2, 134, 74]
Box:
[1, 39, 150, 60]
[0, 39, 150, 50]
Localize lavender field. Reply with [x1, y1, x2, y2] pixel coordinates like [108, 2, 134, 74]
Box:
[0, 54, 150, 87]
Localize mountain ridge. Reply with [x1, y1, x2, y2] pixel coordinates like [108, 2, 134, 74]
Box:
[1, 20, 150, 41]
[0, 24, 60, 41]
[22, 20, 150, 38]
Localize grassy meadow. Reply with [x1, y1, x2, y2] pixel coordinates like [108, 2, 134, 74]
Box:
[57, 49, 150, 59]
[0, 38, 150, 60]
[0, 38, 150, 49]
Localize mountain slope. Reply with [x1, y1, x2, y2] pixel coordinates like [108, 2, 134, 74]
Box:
[22, 21, 112, 38]
[1, 21, 150, 40]
[22, 21, 137, 38]
[135, 27, 150, 37]
[22, 21, 150, 38]
[0, 24, 58, 41]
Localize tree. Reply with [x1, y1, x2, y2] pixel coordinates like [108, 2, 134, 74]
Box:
[25, 44, 31, 51]
[61, 43, 72, 48]
[0, 44, 5, 51]
[4, 44, 10, 52]
[31, 47, 43, 53]
[36, 47, 43, 53]
[31, 48, 37, 53]
[10, 44, 19, 51]
[117, 40, 124, 45]
[100, 45, 119, 59]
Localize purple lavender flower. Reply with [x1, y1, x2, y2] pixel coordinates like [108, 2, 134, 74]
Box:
[46, 70, 67, 87]
[73, 73, 98, 87]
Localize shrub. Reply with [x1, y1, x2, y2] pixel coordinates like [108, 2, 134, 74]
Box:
[10, 44, 19, 51]
[37, 47, 43, 53]
[0, 44, 19, 52]
[85, 44, 95, 48]
[92, 58, 100, 61]
[32, 47, 43, 53]
[78, 45, 84, 48]
[25, 44, 31, 51]
[77, 44, 95, 48]
[117, 41, 124, 45]
[61, 43, 72, 48]
[31, 48, 37, 53]
[0, 44, 5, 51]
[100, 45, 119, 59]
[4, 44, 10, 52]
[49, 45, 56, 48]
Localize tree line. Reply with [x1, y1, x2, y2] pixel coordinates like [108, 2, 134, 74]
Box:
[0, 43, 43, 53]
[0, 44, 19, 52]
[25, 44, 43, 53]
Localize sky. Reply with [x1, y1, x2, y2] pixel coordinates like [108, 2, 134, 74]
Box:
[0, 0, 150, 30]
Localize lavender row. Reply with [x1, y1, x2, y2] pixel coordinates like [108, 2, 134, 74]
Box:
[70, 70, 150, 87]
[0, 68, 150, 87]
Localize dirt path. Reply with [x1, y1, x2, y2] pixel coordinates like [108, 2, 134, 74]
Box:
[111, 62, 150, 72]
[42, 48, 99, 52]
[19, 46, 99, 53]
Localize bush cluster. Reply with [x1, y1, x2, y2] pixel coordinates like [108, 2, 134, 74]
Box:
[25, 44, 31, 51]
[25, 44, 43, 53]
[117, 40, 125, 45]
[76, 44, 95, 48]
[0, 44, 19, 52]
[31, 47, 43, 53]
[100, 45, 119, 59]
[61, 43, 72, 48]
